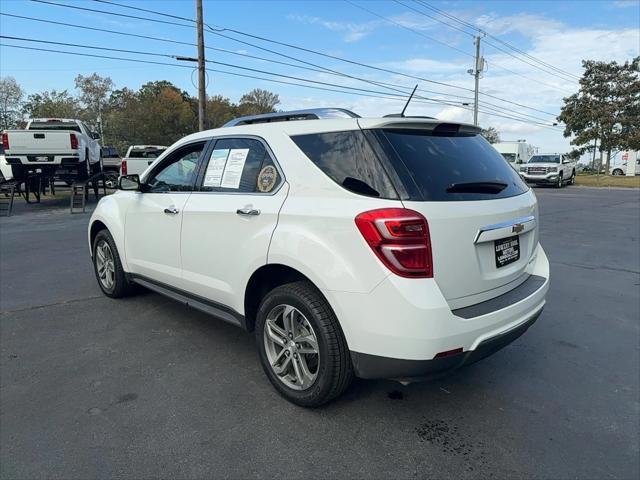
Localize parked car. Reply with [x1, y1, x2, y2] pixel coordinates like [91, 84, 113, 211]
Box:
[1, 118, 102, 181]
[89, 109, 549, 407]
[120, 145, 167, 177]
[493, 141, 535, 167]
[610, 151, 640, 175]
[519, 153, 576, 187]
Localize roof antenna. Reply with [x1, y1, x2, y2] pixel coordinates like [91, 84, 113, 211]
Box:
[400, 84, 418, 117]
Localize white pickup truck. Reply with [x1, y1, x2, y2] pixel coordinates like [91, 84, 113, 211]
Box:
[518, 153, 577, 188]
[120, 145, 167, 177]
[1, 118, 101, 181]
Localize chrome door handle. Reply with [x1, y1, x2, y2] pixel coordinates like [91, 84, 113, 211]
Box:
[164, 207, 179, 215]
[236, 207, 260, 216]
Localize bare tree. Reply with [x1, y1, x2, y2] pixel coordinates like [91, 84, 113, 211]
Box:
[481, 126, 501, 144]
[238, 88, 280, 115]
[75, 73, 114, 140]
[0, 76, 24, 131]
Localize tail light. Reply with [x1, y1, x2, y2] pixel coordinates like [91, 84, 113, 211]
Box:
[355, 208, 433, 278]
[121, 159, 127, 175]
[70, 133, 78, 149]
[1, 133, 8, 150]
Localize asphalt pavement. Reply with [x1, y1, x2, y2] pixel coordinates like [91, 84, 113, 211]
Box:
[1, 186, 638, 479]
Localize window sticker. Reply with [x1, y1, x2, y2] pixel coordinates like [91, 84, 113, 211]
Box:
[220, 148, 249, 189]
[203, 149, 229, 187]
[257, 165, 277, 192]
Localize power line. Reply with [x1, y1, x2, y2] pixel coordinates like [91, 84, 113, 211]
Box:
[415, 0, 581, 81]
[344, 0, 474, 58]
[24, 0, 562, 122]
[394, 0, 575, 93]
[0, 31, 560, 125]
[31, 0, 195, 28]
[112, 0, 564, 119]
[0, 35, 464, 108]
[0, 42, 562, 130]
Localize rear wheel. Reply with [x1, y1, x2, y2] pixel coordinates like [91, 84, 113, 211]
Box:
[92, 229, 135, 298]
[256, 281, 353, 407]
[78, 152, 91, 181]
[568, 170, 575, 185]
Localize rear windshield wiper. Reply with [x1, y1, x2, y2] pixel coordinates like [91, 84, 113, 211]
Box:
[446, 181, 508, 194]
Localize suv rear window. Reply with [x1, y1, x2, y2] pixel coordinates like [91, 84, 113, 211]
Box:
[372, 128, 528, 201]
[291, 131, 398, 199]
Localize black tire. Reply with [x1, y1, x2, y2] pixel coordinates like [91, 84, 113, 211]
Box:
[568, 170, 575, 185]
[555, 172, 563, 188]
[612, 169, 624, 176]
[256, 281, 353, 407]
[92, 229, 135, 298]
[78, 152, 91, 181]
[92, 156, 103, 175]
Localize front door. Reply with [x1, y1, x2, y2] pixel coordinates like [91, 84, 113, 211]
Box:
[181, 137, 288, 312]
[124, 140, 208, 288]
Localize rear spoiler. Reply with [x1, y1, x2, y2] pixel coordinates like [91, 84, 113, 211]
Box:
[357, 118, 481, 135]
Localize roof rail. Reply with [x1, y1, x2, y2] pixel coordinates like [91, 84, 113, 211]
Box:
[222, 108, 360, 127]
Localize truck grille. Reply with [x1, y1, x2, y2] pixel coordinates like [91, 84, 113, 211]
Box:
[526, 167, 548, 175]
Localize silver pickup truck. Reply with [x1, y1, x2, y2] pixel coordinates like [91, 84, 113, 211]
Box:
[518, 153, 577, 188]
[1, 118, 102, 180]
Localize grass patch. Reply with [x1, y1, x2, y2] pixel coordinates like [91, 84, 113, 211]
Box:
[575, 174, 640, 188]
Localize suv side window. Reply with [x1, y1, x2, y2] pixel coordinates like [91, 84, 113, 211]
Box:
[291, 130, 398, 199]
[199, 137, 281, 193]
[146, 142, 206, 193]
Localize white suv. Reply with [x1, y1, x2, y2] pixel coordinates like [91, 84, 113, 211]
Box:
[88, 109, 549, 407]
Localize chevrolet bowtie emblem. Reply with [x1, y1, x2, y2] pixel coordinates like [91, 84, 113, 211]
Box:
[512, 223, 525, 234]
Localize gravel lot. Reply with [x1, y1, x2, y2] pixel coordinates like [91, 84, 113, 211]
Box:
[1, 186, 638, 479]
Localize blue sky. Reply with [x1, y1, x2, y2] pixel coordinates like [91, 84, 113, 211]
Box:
[1, 0, 639, 158]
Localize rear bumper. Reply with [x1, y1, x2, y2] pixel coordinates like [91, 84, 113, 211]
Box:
[324, 244, 549, 379]
[5, 154, 80, 166]
[351, 307, 541, 380]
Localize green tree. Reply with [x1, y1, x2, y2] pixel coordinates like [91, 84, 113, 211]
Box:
[238, 88, 280, 116]
[0, 76, 24, 131]
[558, 57, 640, 174]
[22, 90, 81, 119]
[481, 126, 500, 144]
[206, 95, 237, 128]
[104, 82, 195, 152]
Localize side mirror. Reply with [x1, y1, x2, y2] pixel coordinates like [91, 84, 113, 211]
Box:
[119, 174, 141, 191]
[91, 132, 101, 140]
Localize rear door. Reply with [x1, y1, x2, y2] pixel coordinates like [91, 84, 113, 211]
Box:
[124, 140, 208, 288]
[180, 136, 288, 310]
[368, 125, 537, 308]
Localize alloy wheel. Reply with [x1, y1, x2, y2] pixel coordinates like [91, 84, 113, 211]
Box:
[263, 304, 320, 390]
[95, 240, 115, 290]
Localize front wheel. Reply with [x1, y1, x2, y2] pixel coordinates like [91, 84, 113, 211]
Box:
[256, 281, 353, 407]
[555, 173, 563, 188]
[612, 169, 624, 176]
[92, 229, 135, 298]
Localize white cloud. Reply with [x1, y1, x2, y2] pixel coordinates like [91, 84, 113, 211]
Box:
[612, 1, 639, 8]
[286, 14, 379, 43]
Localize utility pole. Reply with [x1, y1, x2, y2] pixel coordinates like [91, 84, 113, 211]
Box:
[196, 0, 206, 131]
[468, 35, 484, 126]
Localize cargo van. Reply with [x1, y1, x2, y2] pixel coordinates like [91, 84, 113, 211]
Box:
[494, 141, 535, 167]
